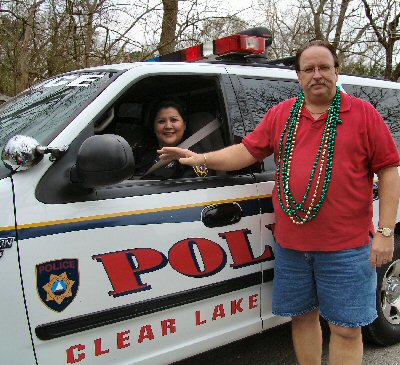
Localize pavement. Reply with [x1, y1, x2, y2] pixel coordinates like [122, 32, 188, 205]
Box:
[174, 321, 400, 365]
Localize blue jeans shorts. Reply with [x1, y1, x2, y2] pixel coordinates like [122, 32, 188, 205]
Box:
[272, 241, 378, 327]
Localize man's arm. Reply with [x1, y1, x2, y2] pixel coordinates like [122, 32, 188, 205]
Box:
[371, 166, 400, 267]
[158, 143, 258, 171]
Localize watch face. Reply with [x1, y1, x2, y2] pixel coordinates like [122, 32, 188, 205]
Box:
[381, 228, 393, 237]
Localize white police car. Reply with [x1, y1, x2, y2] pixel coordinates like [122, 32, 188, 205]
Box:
[1, 28, 399, 365]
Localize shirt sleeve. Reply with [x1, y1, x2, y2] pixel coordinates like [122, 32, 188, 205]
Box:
[242, 108, 275, 161]
[365, 101, 400, 172]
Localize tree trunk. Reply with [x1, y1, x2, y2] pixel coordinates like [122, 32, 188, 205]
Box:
[158, 0, 178, 55]
[16, 0, 45, 93]
[332, 0, 350, 49]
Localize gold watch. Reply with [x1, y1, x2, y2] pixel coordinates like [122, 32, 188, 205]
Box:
[377, 227, 394, 237]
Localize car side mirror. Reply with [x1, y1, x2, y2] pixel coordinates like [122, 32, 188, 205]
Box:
[1, 135, 66, 171]
[1, 135, 43, 170]
[70, 134, 134, 188]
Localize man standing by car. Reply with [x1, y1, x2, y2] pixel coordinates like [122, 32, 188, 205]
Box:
[158, 40, 400, 365]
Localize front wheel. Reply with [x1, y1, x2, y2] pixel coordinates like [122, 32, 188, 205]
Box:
[363, 234, 400, 346]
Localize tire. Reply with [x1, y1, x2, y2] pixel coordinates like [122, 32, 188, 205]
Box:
[363, 234, 400, 346]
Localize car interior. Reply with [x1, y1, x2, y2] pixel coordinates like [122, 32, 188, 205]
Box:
[94, 74, 228, 180]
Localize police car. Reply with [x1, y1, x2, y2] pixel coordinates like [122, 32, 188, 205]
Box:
[1, 28, 399, 365]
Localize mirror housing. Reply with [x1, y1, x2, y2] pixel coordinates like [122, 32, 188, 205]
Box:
[70, 134, 134, 188]
[2, 135, 67, 171]
[1, 135, 44, 170]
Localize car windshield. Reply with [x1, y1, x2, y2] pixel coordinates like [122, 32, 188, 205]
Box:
[0, 71, 119, 178]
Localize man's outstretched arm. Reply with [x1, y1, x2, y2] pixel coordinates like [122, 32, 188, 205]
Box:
[158, 143, 259, 172]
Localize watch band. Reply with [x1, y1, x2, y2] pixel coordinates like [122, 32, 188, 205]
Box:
[377, 227, 394, 237]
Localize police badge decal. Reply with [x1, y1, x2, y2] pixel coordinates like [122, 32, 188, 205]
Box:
[193, 164, 208, 177]
[36, 258, 79, 312]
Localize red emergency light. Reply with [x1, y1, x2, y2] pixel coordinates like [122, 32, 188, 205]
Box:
[182, 44, 204, 62]
[148, 27, 272, 63]
[214, 34, 265, 55]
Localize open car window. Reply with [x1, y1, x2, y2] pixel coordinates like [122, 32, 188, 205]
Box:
[94, 74, 229, 181]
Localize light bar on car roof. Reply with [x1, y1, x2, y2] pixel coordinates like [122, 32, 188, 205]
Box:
[146, 27, 272, 63]
[214, 34, 265, 56]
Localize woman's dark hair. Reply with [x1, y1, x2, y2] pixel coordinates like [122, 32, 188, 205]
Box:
[295, 40, 339, 72]
[150, 99, 187, 124]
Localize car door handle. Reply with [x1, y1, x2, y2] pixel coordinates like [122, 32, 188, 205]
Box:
[201, 202, 243, 228]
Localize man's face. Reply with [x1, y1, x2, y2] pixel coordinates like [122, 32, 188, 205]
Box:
[297, 46, 338, 101]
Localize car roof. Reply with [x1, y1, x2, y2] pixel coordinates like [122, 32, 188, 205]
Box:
[74, 61, 400, 90]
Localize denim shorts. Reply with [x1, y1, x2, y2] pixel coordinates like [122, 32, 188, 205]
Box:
[272, 241, 378, 327]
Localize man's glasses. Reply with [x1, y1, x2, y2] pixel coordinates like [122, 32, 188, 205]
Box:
[299, 65, 335, 75]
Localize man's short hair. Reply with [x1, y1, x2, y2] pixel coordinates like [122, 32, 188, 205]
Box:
[295, 40, 339, 72]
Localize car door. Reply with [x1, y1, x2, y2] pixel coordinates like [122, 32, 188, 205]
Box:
[0, 177, 37, 365]
[13, 63, 270, 365]
[228, 70, 302, 329]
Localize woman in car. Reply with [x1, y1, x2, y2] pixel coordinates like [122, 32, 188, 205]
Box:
[136, 100, 209, 179]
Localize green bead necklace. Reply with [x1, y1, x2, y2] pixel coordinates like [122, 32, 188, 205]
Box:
[276, 86, 342, 224]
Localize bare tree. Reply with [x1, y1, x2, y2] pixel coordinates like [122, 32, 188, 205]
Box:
[361, 0, 400, 81]
[254, 0, 305, 59]
[155, 0, 239, 54]
[0, 0, 46, 93]
[185, 15, 248, 45]
[286, 0, 372, 63]
[3, 0, 397, 97]
[0, 0, 165, 94]
[96, 1, 162, 63]
[158, 0, 178, 55]
[255, 0, 385, 76]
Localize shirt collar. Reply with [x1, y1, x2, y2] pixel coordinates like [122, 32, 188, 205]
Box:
[339, 90, 352, 113]
[300, 90, 351, 120]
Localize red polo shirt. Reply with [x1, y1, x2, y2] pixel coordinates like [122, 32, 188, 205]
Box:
[243, 92, 399, 251]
